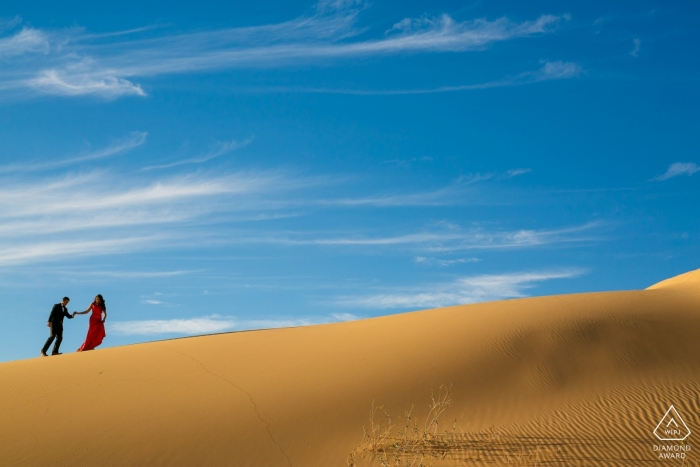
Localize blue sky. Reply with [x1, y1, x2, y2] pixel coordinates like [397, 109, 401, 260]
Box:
[1, 0, 699, 361]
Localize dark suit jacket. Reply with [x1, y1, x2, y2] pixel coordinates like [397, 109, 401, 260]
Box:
[48, 303, 73, 329]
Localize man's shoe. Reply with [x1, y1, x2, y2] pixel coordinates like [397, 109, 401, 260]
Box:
[40, 351, 48, 357]
[51, 352, 62, 356]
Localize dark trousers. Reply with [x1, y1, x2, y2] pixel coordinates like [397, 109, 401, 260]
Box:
[41, 326, 63, 355]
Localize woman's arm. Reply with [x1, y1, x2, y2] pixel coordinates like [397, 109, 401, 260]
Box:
[102, 310, 108, 323]
[74, 305, 92, 315]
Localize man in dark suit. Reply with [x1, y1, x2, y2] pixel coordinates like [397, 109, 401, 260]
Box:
[41, 297, 74, 357]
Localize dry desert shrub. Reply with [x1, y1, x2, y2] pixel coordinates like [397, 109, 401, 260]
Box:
[348, 384, 459, 467]
[348, 385, 547, 467]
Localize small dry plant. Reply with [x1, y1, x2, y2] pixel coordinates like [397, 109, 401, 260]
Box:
[348, 385, 553, 466]
[348, 384, 459, 467]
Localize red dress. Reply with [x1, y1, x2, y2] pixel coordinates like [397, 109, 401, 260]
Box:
[78, 304, 106, 351]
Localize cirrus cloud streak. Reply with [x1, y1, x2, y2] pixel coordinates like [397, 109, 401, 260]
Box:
[337, 269, 585, 309]
[652, 162, 700, 181]
[109, 312, 358, 335]
[0, 3, 568, 99]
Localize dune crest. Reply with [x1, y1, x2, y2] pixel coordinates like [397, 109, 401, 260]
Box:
[647, 267, 700, 291]
[1, 269, 699, 466]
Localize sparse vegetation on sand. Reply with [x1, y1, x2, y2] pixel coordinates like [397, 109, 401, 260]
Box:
[348, 385, 549, 467]
[348, 384, 458, 467]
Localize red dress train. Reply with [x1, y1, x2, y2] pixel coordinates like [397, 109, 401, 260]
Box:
[78, 304, 106, 351]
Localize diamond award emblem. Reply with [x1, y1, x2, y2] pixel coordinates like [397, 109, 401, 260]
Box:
[654, 406, 691, 441]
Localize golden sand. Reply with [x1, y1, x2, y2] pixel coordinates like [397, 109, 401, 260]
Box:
[1, 270, 698, 466]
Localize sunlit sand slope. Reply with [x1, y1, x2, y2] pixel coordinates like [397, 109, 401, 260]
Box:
[1, 270, 699, 466]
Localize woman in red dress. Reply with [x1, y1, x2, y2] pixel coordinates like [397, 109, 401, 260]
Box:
[75, 294, 107, 351]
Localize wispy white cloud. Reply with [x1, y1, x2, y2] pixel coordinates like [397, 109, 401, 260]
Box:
[313, 172, 519, 207]
[0, 16, 22, 32]
[506, 168, 531, 178]
[630, 38, 640, 57]
[0, 131, 147, 173]
[0, 138, 603, 268]
[0, 171, 280, 218]
[301, 232, 465, 246]
[89, 270, 195, 279]
[141, 137, 253, 171]
[425, 222, 603, 252]
[0, 126, 602, 270]
[652, 162, 700, 181]
[415, 256, 480, 266]
[282, 61, 581, 95]
[250, 222, 601, 250]
[337, 269, 584, 309]
[0, 236, 164, 265]
[109, 312, 358, 335]
[533, 60, 581, 80]
[328, 13, 563, 55]
[0, 211, 190, 236]
[317, 185, 462, 207]
[0, 27, 49, 58]
[80, 26, 161, 40]
[240, 313, 357, 329]
[26, 69, 146, 98]
[110, 316, 237, 335]
[104, 13, 563, 71]
[16, 268, 197, 280]
[0, 4, 567, 99]
[67, 131, 148, 163]
[0, 173, 263, 220]
[382, 156, 433, 167]
[0, 164, 297, 265]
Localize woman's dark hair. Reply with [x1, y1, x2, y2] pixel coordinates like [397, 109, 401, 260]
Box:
[94, 294, 106, 312]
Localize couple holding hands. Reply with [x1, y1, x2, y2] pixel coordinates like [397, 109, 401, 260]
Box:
[40, 294, 107, 357]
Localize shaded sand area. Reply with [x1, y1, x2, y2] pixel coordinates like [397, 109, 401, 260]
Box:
[1, 270, 700, 466]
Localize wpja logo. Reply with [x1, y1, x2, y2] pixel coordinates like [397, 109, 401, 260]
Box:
[652, 405, 691, 460]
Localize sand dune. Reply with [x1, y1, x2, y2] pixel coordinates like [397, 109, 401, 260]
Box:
[1, 270, 699, 466]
